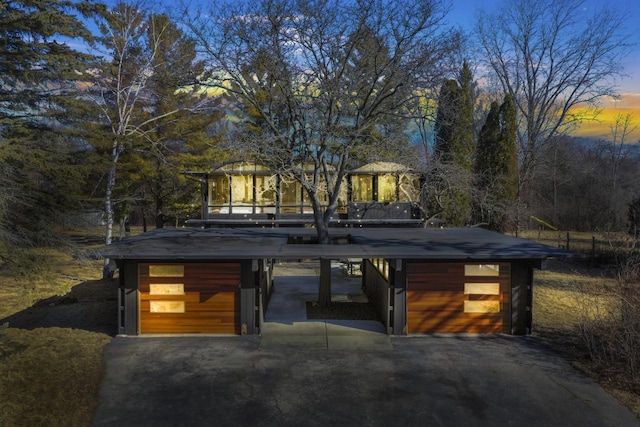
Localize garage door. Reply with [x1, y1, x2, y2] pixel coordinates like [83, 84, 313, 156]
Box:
[407, 262, 510, 333]
[139, 263, 241, 334]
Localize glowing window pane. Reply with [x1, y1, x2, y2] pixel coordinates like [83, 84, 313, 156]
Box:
[149, 284, 185, 295]
[210, 175, 230, 204]
[464, 264, 500, 276]
[231, 175, 253, 204]
[150, 301, 185, 313]
[464, 300, 500, 313]
[149, 265, 184, 277]
[464, 283, 500, 295]
[378, 174, 396, 202]
[352, 175, 373, 202]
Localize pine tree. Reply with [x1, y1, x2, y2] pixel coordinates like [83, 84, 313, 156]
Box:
[0, 0, 98, 260]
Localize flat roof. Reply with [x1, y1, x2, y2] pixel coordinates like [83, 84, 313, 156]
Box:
[100, 227, 576, 261]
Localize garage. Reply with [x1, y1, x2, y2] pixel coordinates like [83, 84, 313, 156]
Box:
[138, 262, 241, 334]
[407, 262, 511, 334]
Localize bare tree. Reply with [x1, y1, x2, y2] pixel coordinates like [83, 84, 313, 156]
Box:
[185, 0, 459, 244]
[477, 0, 631, 207]
[608, 113, 637, 192]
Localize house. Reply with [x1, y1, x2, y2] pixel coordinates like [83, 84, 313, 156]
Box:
[102, 226, 574, 336]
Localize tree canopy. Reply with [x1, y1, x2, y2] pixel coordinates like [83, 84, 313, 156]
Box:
[186, 0, 460, 242]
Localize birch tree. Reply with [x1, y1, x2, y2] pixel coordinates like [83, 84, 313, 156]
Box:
[87, 2, 206, 276]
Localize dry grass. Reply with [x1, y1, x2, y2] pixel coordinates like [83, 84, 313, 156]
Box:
[534, 260, 640, 416]
[0, 226, 114, 427]
[0, 327, 111, 426]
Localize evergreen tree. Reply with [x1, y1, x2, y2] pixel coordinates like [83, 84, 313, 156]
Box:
[432, 61, 475, 226]
[0, 0, 98, 260]
[473, 95, 518, 231]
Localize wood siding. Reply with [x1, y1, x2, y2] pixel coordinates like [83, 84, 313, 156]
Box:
[407, 262, 510, 334]
[139, 263, 241, 334]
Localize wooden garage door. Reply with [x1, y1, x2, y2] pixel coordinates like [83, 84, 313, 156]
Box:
[139, 263, 241, 334]
[407, 262, 510, 334]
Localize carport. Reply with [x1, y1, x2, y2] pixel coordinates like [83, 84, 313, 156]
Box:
[101, 227, 574, 336]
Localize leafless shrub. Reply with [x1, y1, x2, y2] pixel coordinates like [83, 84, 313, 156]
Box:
[576, 253, 640, 387]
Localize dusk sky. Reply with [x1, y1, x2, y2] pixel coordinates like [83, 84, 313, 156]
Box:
[88, 0, 640, 142]
[449, 0, 640, 142]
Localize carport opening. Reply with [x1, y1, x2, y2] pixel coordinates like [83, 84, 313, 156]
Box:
[266, 259, 382, 324]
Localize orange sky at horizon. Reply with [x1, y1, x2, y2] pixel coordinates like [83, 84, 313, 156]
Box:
[572, 93, 640, 143]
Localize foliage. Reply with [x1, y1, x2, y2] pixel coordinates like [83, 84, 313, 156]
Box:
[472, 95, 518, 231]
[0, 0, 99, 261]
[85, 2, 215, 266]
[432, 61, 475, 225]
[186, 0, 460, 242]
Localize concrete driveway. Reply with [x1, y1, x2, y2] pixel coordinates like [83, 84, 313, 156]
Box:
[92, 264, 639, 426]
[93, 335, 638, 427]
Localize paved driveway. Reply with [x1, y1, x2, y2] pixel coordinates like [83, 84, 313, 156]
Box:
[93, 265, 638, 426]
[93, 334, 638, 427]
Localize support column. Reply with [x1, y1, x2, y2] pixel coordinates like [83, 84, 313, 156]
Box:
[240, 260, 258, 335]
[391, 259, 407, 335]
[120, 261, 139, 335]
[318, 257, 332, 307]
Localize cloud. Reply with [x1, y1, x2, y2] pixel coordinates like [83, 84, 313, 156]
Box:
[572, 93, 640, 142]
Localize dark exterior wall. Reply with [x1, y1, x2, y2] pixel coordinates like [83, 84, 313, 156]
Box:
[511, 262, 534, 335]
[363, 260, 391, 332]
[118, 260, 139, 335]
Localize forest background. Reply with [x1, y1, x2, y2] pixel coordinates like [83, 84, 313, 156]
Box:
[1, 0, 639, 270]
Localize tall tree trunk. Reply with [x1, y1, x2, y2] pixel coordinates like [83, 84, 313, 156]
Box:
[155, 196, 164, 229]
[103, 140, 121, 279]
[102, 162, 116, 278]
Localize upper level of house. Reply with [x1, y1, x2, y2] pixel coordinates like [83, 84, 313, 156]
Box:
[186, 161, 425, 227]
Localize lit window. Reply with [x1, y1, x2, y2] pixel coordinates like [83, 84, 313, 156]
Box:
[149, 301, 185, 313]
[464, 300, 500, 313]
[464, 283, 500, 295]
[149, 265, 184, 277]
[464, 264, 500, 276]
[149, 284, 185, 295]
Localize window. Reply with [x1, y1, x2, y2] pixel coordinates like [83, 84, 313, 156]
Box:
[149, 265, 184, 277]
[378, 174, 397, 202]
[464, 300, 500, 313]
[352, 174, 373, 202]
[464, 264, 500, 276]
[149, 301, 185, 313]
[464, 283, 500, 295]
[149, 284, 185, 295]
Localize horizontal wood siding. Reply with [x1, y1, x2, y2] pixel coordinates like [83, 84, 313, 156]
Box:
[139, 263, 241, 334]
[407, 262, 510, 334]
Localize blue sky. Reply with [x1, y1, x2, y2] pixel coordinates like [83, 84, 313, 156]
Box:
[447, 0, 640, 140]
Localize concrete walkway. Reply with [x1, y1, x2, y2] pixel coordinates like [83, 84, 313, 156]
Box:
[260, 261, 392, 350]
